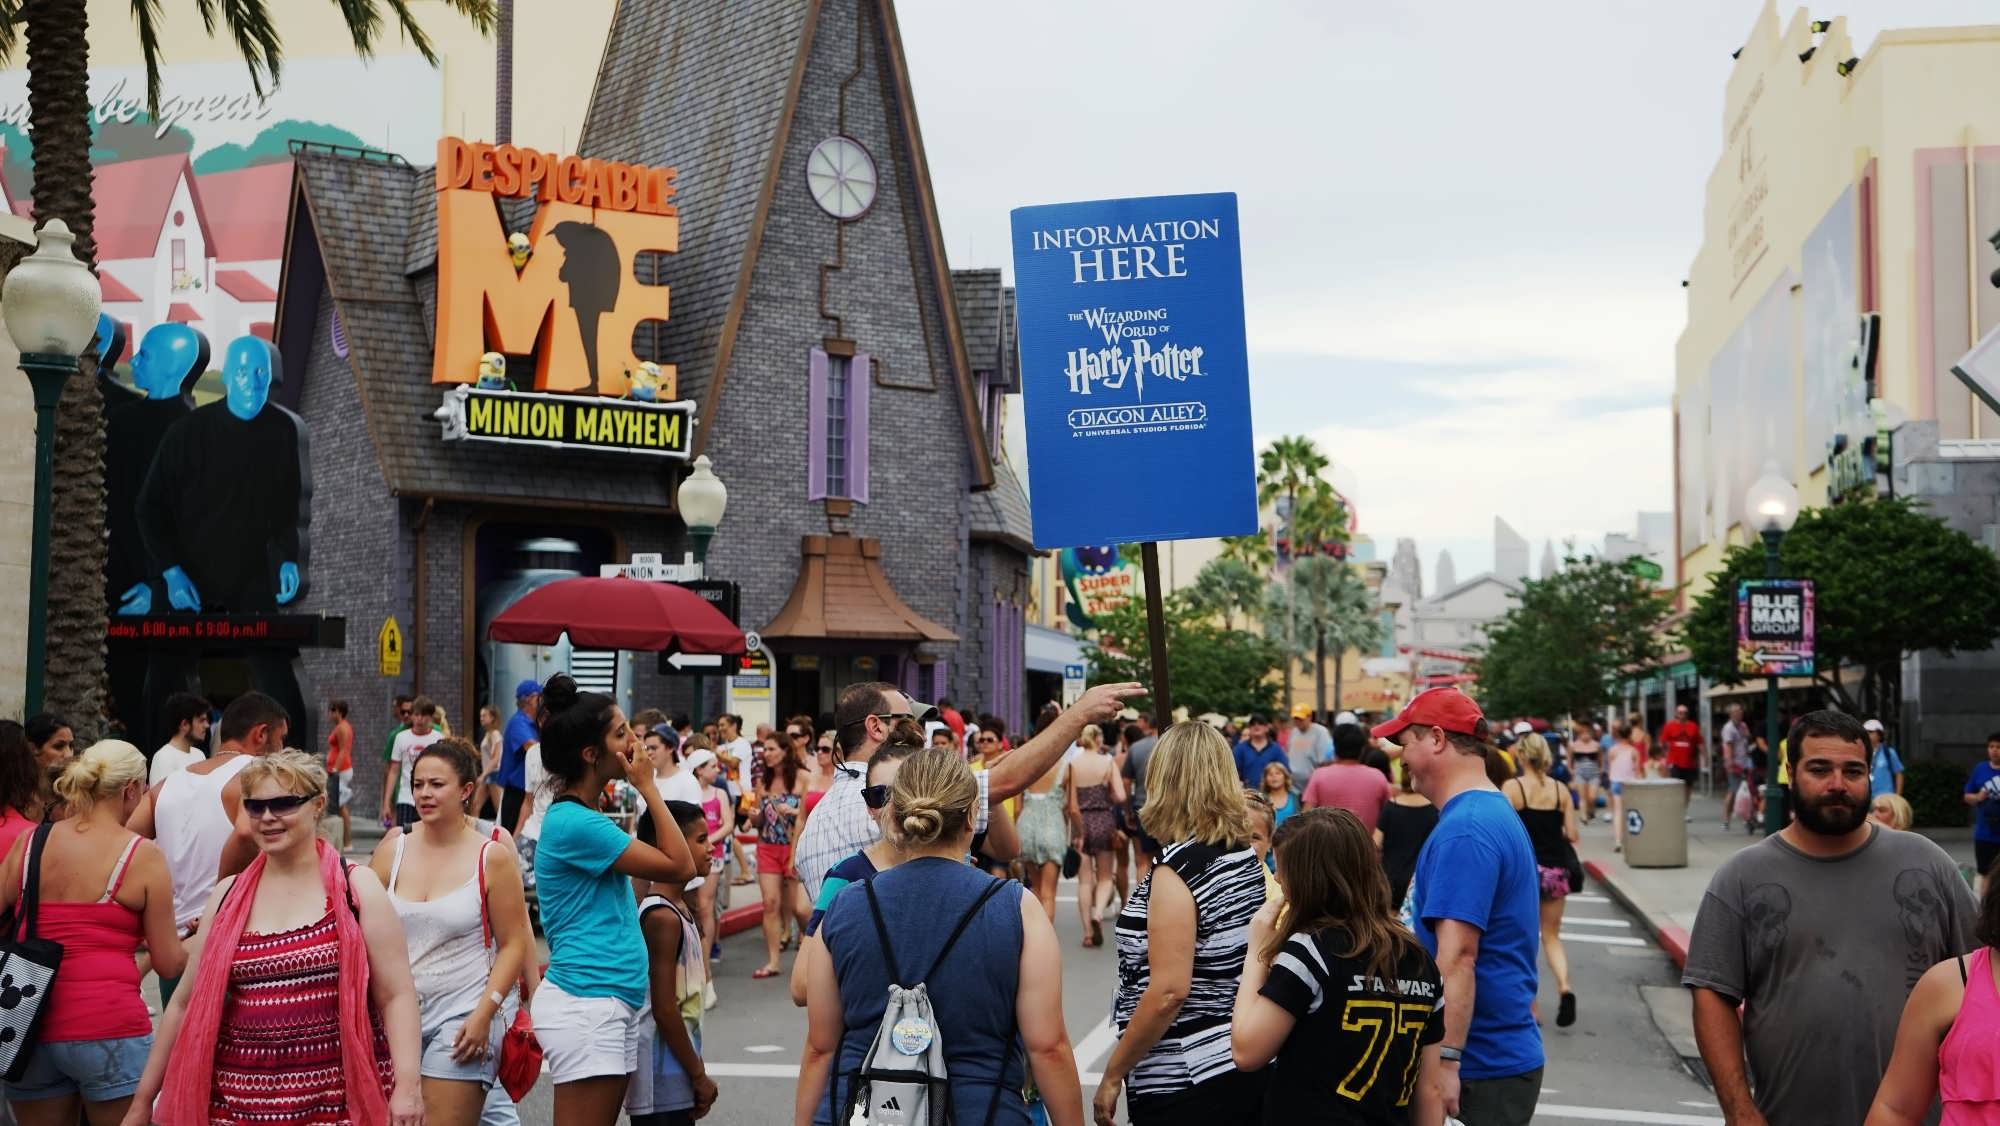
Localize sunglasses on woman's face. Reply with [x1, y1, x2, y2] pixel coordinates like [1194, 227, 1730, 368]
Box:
[862, 784, 891, 810]
[243, 791, 318, 818]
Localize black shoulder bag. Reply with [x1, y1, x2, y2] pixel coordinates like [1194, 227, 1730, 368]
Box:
[0, 822, 64, 1081]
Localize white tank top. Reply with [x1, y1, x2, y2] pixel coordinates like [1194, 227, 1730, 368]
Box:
[388, 833, 494, 1035]
[155, 753, 254, 928]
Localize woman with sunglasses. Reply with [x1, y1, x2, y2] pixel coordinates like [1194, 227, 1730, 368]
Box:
[789, 742, 918, 1007]
[753, 731, 810, 980]
[1, 741, 182, 1126]
[367, 738, 532, 1126]
[122, 749, 426, 1126]
[528, 674, 697, 1126]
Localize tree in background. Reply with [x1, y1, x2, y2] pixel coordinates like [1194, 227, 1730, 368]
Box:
[88, 116, 196, 165]
[1219, 531, 1275, 573]
[1686, 498, 2000, 720]
[0, 0, 491, 734]
[192, 118, 372, 172]
[1263, 556, 1382, 717]
[1184, 556, 1264, 632]
[1089, 593, 1283, 719]
[1476, 555, 1676, 722]
[1256, 434, 1339, 717]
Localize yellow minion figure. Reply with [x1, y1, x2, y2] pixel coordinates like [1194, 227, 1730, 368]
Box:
[627, 361, 661, 402]
[507, 232, 532, 272]
[477, 352, 508, 390]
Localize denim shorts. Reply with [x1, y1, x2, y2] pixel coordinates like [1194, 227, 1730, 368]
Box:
[420, 1014, 502, 1085]
[8, 1034, 152, 1102]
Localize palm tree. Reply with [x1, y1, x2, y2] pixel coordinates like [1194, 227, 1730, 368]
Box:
[1184, 557, 1264, 632]
[1255, 435, 1331, 716]
[1265, 557, 1382, 716]
[1219, 532, 1275, 574]
[1, 0, 492, 732]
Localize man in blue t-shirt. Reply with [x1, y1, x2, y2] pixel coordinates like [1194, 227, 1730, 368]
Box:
[1375, 687, 1544, 1126]
[499, 678, 541, 834]
[1233, 713, 1286, 787]
[1964, 732, 2000, 895]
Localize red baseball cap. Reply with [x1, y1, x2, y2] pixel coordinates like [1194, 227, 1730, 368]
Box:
[1371, 687, 1486, 740]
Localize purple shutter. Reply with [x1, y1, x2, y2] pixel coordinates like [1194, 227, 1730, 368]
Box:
[989, 601, 1002, 715]
[848, 351, 871, 504]
[933, 657, 949, 705]
[807, 349, 829, 501]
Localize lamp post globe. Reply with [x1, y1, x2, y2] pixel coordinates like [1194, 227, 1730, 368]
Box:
[1743, 459, 1799, 837]
[674, 453, 728, 725]
[1745, 461, 1800, 539]
[4, 218, 103, 716]
[676, 454, 728, 566]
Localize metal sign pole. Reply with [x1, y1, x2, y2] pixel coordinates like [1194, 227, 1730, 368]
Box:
[1141, 542, 1172, 731]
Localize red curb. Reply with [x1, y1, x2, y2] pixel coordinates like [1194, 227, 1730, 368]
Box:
[720, 902, 763, 937]
[1583, 858, 1690, 972]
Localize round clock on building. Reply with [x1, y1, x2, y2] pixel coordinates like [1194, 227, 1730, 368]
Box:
[806, 136, 877, 220]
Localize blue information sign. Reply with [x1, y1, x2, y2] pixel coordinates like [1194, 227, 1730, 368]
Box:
[1009, 193, 1258, 550]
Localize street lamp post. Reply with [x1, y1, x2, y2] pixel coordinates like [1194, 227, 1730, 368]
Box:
[2, 220, 102, 716]
[676, 454, 728, 724]
[1745, 462, 1799, 837]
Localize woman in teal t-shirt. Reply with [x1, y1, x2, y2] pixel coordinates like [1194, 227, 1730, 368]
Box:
[528, 674, 698, 1126]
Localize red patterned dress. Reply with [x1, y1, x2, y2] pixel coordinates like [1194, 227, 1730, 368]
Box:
[209, 907, 394, 1125]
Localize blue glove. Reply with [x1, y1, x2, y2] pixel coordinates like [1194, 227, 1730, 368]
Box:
[276, 562, 300, 605]
[116, 583, 151, 616]
[162, 566, 201, 613]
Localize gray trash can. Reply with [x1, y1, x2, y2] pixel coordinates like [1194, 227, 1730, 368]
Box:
[1621, 779, 1688, 868]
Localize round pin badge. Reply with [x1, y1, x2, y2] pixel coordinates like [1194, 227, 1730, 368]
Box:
[891, 1015, 934, 1055]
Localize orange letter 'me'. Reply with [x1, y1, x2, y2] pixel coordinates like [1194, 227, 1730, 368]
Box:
[432, 153, 679, 397]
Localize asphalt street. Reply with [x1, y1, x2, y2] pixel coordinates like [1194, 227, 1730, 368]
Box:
[511, 850, 1726, 1125]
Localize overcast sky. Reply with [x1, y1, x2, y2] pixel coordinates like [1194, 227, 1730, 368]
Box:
[901, 0, 1993, 591]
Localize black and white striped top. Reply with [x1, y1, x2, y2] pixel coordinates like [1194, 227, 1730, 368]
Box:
[1111, 839, 1267, 1101]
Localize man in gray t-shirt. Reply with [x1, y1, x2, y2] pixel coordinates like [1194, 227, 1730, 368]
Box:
[1683, 711, 1975, 1126]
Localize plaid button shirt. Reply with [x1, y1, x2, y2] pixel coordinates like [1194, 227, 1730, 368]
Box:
[793, 758, 990, 901]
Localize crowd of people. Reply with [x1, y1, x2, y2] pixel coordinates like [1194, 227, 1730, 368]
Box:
[2, 673, 1996, 1126]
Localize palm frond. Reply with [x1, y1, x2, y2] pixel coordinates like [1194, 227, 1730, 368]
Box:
[331, 0, 383, 57]
[379, 0, 439, 63]
[0, 0, 23, 66]
[131, 0, 167, 117]
[215, 0, 284, 97]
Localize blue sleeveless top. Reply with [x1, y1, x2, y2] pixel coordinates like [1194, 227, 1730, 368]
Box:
[816, 857, 1029, 1125]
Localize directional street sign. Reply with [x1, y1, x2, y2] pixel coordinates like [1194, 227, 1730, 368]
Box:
[660, 651, 723, 673]
[1737, 579, 1815, 677]
[678, 579, 740, 625]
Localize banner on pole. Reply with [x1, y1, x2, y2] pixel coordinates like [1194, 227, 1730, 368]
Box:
[1010, 192, 1258, 549]
[1736, 579, 1815, 676]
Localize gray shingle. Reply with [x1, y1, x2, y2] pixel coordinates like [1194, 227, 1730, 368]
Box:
[578, 0, 814, 413]
[970, 458, 1033, 553]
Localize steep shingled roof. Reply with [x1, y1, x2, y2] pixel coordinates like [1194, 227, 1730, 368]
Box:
[578, 0, 993, 485]
[277, 152, 674, 511]
[951, 267, 1018, 391]
[969, 458, 1034, 553]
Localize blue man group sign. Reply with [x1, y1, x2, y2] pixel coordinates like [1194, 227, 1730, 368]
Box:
[1010, 193, 1258, 549]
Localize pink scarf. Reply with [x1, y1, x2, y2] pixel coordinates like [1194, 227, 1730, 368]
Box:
[156, 837, 389, 1126]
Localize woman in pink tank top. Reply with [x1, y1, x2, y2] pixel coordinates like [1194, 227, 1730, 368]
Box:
[1867, 901, 2000, 1124]
[0, 740, 183, 1124]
